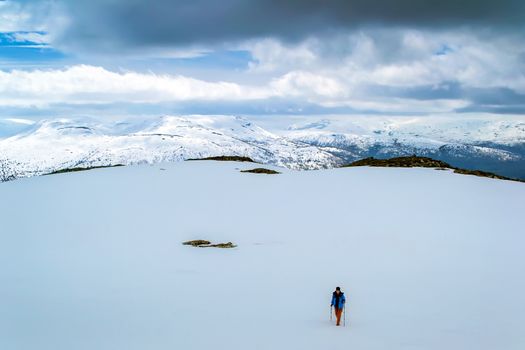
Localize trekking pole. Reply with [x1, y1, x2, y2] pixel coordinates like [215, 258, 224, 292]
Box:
[330, 306, 332, 322]
[343, 305, 346, 326]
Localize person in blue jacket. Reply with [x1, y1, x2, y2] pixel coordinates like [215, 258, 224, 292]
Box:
[331, 286, 346, 326]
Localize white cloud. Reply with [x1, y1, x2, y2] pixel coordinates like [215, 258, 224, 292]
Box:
[245, 29, 525, 93]
[6, 31, 50, 44]
[0, 2, 29, 32]
[0, 65, 350, 106]
[0, 64, 471, 114]
[270, 71, 344, 100]
[0, 65, 269, 106]
[0, 1, 51, 32]
[245, 39, 317, 73]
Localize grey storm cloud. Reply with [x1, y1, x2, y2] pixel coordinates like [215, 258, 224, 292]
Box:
[48, 0, 525, 49]
[5, 0, 525, 116]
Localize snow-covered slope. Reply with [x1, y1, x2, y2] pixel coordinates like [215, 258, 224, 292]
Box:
[0, 115, 340, 176]
[0, 161, 524, 350]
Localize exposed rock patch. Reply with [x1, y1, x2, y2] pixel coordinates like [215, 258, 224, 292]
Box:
[182, 240, 211, 247]
[209, 242, 237, 248]
[240, 168, 280, 174]
[183, 240, 237, 248]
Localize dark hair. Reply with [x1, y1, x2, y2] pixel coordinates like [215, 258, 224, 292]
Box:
[336, 286, 341, 291]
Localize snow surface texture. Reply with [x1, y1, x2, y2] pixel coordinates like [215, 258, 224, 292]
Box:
[1, 114, 524, 179]
[1, 161, 524, 350]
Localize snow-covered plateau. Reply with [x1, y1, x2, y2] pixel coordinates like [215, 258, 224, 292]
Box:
[0, 160, 524, 350]
[1, 114, 524, 180]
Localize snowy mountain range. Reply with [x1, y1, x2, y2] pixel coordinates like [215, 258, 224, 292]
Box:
[1, 115, 524, 179]
[281, 116, 525, 179]
[0, 116, 339, 178]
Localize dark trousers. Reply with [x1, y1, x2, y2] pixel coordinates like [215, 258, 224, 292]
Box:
[334, 307, 343, 326]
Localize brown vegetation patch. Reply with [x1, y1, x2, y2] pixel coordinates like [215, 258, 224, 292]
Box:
[343, 156, 523, 183]
[182, 240, 211, 247]
[46, 164, 125, 175]
[344, 156, 451, 168]
[453, 168, 522, 182]
[240, 168, 280, 174]
[183, 240, 237, 248]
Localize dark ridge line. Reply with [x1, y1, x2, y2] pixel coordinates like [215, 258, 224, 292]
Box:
[57, 126, 92, 131]
[44, 164, 125, 175]
[343, 156, 524, 183]
[186, 156, 256, 163]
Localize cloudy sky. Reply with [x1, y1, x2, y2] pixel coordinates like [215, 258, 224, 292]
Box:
[0, 0, 524, 120]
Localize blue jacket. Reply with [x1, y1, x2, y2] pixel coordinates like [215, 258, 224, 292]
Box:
[331, 292, 346, 309]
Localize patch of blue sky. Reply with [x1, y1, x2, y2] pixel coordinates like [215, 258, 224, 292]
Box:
[0, 31, 67, 67]
[434, 44, 454, 56]
[1, 31, 45, 45]
[0, 45, 66, 61]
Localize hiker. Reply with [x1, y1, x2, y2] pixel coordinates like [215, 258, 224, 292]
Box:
[331, 286, 346, 326]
